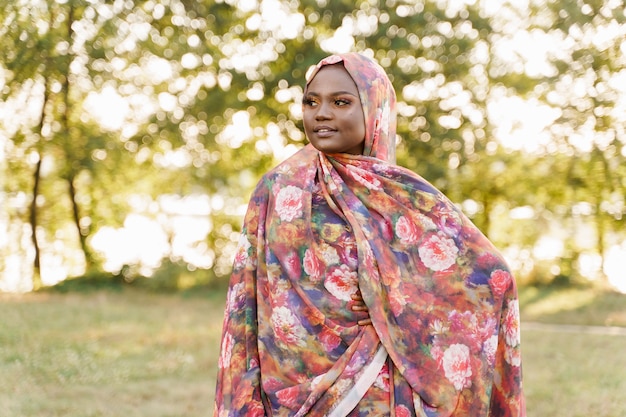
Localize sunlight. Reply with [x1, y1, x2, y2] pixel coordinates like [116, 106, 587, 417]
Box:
[91, 214, 169, 274]
[90, 194, 214, 276]
[217, 111, 253, 149]
[605, 244, 626, 293]
[84, 86, 129, 131]
[488, 95, 561, 153]
[320, 20, 355, 54]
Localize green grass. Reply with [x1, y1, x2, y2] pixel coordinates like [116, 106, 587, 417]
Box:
[519, 285, 626, 416]
[522, 330, 626, 417]
[519, 285, 626, 327]
[1, 285, 625, 416]
[0, 289, 226, 417]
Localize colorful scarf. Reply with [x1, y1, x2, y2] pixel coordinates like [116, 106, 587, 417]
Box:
[214, 53, 525, 417]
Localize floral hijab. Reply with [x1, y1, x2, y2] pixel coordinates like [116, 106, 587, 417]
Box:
[214, 53, 525, 417]
[306, 53, 397, 162]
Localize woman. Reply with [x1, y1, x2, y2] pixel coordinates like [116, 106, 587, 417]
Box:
[214, 53, 525, 417]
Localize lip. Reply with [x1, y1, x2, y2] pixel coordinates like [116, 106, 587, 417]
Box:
[313, 126, 337, 138]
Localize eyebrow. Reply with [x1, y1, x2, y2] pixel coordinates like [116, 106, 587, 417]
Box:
[305, 90, 359, 97]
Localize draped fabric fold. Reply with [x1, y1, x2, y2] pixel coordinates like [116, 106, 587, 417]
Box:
[214, 53, 525, 417]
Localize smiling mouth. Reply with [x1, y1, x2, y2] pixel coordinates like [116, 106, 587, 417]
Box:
[314, 127, 336, 135]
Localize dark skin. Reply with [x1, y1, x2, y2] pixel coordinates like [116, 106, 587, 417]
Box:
[351, 292, 372, 326]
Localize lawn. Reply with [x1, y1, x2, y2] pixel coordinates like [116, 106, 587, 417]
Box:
[1, 285, 625, 416]
[0, 288, 225, 417]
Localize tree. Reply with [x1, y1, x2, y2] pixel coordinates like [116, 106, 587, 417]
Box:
[1, 0, 625, 290]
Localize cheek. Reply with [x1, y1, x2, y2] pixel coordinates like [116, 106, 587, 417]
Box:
[352, 111, 366, 136]
[302, 112, 313, 130]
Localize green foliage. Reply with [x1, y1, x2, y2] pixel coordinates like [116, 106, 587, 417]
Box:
[131, 259, 221, 292]
[45, 261, 223, 294]
[1, 0, 625, 290]
[44, 270, 127, 293]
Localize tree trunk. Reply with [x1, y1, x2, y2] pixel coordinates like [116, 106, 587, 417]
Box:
[595, 197, 609, 286]
[30, 73, 50, 291]
[594, 147, 611, 287]
[29, 157, 43, 290]
[67, 174, 92, 270]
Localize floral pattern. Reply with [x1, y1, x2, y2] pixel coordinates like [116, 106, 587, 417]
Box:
[418, 233, 460, 271]
[325, 265, 359, 301]
[214, 53, 525, 417]
[274, 185, 304, 222]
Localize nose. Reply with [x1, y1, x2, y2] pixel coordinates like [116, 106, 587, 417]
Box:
[315, 101, 332, 120]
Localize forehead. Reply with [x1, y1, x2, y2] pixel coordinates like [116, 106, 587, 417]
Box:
[306, 64, 358, 93]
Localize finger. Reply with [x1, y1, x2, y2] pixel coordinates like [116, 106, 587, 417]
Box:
[358, 318, 372, 326]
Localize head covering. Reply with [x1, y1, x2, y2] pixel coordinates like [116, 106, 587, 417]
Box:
[215, 53, 525, 417]
[305, 52, 397, 162]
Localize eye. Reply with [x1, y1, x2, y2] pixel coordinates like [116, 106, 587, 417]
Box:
[335, 98, 351, 106]
[303, 97, 318, 107]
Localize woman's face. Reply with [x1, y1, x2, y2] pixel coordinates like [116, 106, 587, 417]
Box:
[303, 64, 366, 155]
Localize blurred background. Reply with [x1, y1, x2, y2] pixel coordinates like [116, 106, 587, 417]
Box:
[2, 0, 625, 293]
[2, 1, 626, 416]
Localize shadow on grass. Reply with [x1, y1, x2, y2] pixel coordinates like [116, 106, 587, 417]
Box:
[520, 283, 626, 327]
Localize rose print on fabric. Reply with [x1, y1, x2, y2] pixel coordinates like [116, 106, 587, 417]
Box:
[395, 215, 420, 245]
[349, 167, 382, 190]
[389, 287, 409, 316]
[247, 402, 265, 417]
[338, 234, 358, 269]
[395, 214, 437, 245]
[502, 300, 522, 367]
[372, 163, 391, 176]
[447, 310, 497, 352]
[275, 185, 304, 222]
[344, 352, 367, 376]
[321, 243, 340, 265]
[490, 269, 511, 297]
[395, 405, 411, 417]
[233, 234, 251, 269]
[324, 264, 359, 301]
[418, 213, 437, 231]
[430, 319, 448, 336]
[432, 204, 463, 237]
[483, 335, 498, 366]
[275, 385, 301, 409]
[271, 306, 307, 347]
[418, 233, 459, 271]
[505, 344, 522, 367]
[442, 343, 472, 390]
[226, 282, 245, 312]
[319, 327, 342, 351]
[303, 248, 323, 282]
[218, 331, 234, 369]
[283, 251, 302, 278]
[503, 300, 521, 347]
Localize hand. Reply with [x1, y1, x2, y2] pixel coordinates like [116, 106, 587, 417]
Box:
[351, 293, 372, 326]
